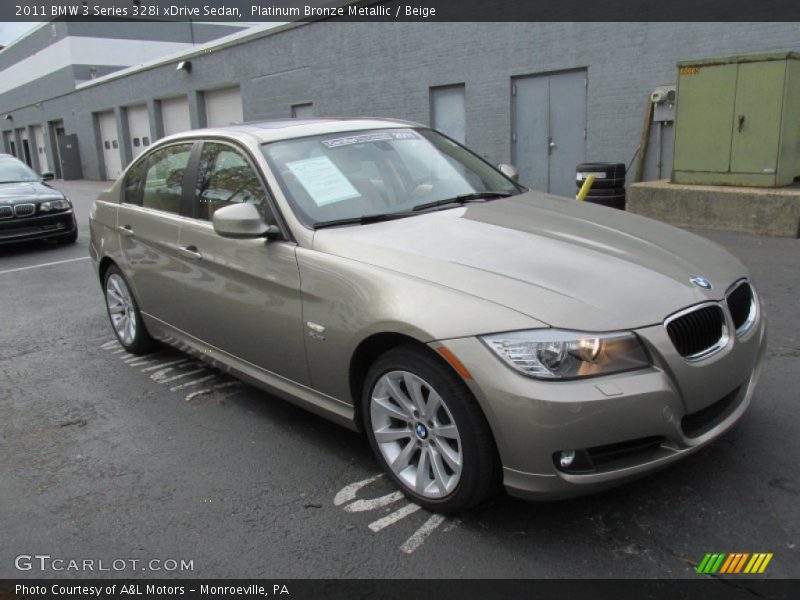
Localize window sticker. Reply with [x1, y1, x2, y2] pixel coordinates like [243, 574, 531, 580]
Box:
[321, 130, 421, 149]
[286, 155, 361, 207]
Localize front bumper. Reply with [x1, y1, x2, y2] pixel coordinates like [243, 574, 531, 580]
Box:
[0, 209, 77, 244]
[432, 305, 767, 500]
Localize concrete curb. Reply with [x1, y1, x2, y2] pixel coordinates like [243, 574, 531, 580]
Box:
[627, 180, 800, 238]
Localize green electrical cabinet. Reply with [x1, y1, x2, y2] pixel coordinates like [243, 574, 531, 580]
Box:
[672, 52, 800, 187]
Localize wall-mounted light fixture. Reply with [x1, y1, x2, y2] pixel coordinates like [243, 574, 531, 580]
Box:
[176, 60, 192, 73]
[4, 114, 12, 121]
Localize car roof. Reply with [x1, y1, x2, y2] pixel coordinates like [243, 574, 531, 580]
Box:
[162, 117, 427, 144]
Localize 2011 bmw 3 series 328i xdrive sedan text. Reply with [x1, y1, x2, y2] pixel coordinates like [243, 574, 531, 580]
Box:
[89, 118, 766, 513]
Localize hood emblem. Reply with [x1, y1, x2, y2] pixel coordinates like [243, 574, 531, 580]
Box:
[690, 275, 713, 290]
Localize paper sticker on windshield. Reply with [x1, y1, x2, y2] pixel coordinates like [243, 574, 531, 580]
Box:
[286, 156, 361, 207]
[321, 130, 421, 149]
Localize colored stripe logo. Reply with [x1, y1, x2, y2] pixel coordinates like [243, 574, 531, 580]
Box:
[697, 553, 773, 574]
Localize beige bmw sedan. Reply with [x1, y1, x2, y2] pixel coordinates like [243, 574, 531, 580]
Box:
[89, 118, 766, 513]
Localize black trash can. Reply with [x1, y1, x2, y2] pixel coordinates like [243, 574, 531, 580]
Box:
[576, 162, 626, 210]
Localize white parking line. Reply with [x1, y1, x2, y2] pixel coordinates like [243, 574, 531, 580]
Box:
[333, 474, 383, 506]
[344, 491, 404, 513]
[154, 368, 207, 384]
[141, 359, 190, 372]
[400, 514, 446, 554]
[368, 503, 422, 532]
[170, 374, 217, 391]
[211, 381, 241, 390]
[0, 256, 89, 276]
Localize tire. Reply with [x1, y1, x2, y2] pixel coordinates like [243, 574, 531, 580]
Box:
[576, 162, 626, 179]
[576, 176, 626, 189]
[103, 265, 157, 355]
[362, 344, 500, 513]
[583, 187, 626, 198]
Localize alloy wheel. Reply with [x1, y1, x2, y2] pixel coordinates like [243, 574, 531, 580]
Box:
[106, 273, 138, 346]
[370, 370, 463, 499]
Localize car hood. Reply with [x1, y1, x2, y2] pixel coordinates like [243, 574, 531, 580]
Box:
[0, 181, 63, 204]
[312, 192, 748, 332]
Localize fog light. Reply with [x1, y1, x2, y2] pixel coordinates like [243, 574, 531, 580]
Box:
[559, 450, 576, 468]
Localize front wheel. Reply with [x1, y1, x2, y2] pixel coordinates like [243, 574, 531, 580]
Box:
[103, 265, 157, 355]
[363, 345, 500, 513]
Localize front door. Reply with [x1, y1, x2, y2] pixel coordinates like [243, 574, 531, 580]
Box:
[117, 142, 194, 327]
[177, 141, 309, 385]
[512, 69, 587, 197]
[57, 134, 83, 180]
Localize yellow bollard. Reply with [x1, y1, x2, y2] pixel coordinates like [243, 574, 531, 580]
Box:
[576, 175, 595, 201]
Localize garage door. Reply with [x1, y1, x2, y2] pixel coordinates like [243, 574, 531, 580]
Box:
[204, 87, 243, 127]
[127, 105, 151, 160]
[98, 111, 123, 180]
[32, 124, 51, 173]
[160, 96, 191, 137]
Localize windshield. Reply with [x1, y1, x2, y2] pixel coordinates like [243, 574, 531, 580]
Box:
[0, 158, 40, 184]
[261, 128, 522, 227]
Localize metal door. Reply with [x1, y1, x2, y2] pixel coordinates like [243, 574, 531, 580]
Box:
[431, 85, 466, 144]
[57, 134, 83, 180]
[512, 70, 587, 197]
[730, 61, 785, 174]
[673, 64, 737, 173]
[98, 111, 122, 180]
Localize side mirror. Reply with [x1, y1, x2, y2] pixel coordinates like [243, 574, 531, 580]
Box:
[498, 163, 519, 182]
[41, 171, 55, 181]
[212, 203, 277, 239]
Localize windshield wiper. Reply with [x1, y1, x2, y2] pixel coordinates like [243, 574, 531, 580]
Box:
[313, 211, 417, 229]
[412, 191, 513, 212]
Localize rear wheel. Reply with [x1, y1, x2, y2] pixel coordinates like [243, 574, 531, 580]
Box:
[103, 265, 157, 354]
[363, 345, 500, 513]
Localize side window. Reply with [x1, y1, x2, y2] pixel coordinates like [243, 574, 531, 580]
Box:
[123, 159, 145, 206]
[141, 144, 193, 214]
[194, 142, 267, 221]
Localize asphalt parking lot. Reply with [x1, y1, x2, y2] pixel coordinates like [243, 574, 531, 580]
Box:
[1, 179, 798, 579]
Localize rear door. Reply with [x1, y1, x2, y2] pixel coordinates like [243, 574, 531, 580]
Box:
[117, 142, 195, 327]
[177, 140, 309, 384]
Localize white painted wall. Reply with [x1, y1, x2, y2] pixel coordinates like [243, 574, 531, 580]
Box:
[0, 37, 194, 94]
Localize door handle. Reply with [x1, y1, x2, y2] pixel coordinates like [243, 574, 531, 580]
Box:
[179, 245, 203, 261]
[118, 224, 134, 237]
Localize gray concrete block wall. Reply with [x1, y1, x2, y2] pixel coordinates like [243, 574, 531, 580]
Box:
[2, 22, 800, 183]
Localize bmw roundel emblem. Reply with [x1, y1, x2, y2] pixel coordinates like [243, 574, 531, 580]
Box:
[690, 275, 713, 290]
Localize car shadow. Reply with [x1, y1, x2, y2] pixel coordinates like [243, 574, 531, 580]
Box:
[0, 238, 68, 258]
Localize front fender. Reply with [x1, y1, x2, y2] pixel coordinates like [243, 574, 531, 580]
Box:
[296, 247, 542, 404]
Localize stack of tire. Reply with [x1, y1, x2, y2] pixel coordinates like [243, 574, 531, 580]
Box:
[575, 162, 626, 210]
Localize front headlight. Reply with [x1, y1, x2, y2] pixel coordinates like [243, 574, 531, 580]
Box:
[39, 198, 71, 212]
[480, 329, 650, 380]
